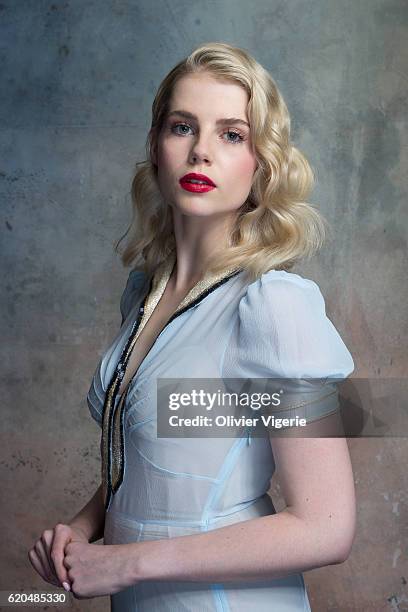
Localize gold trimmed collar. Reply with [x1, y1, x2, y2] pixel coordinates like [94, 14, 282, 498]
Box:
[101, 250, 243, 511]
[134, 250, 242, 344]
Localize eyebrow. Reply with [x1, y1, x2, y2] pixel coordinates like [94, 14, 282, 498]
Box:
[167, 109, 250, 128]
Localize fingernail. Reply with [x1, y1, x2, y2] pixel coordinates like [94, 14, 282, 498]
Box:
[62, 581, 71, 592]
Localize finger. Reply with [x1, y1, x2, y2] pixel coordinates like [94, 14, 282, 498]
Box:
[34, 540, 59, 585]
[41, 531, 60, 583]
[28, 548, 59, 586]
[50, 525, 72, 586]
[28, 547, 48, 582]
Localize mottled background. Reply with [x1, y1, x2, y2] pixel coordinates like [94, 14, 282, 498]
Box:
[1, 0, 407, 610]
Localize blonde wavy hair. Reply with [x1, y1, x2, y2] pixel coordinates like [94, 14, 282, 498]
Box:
[115, 42, 328, 282]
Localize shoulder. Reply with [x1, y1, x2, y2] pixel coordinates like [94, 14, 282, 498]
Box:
[260, 268, 321, 291]
[124, 268, 148, 288]
[120, 268, 149, 324]
[241, 269, 325, 318]
[236, 269, 354, 378]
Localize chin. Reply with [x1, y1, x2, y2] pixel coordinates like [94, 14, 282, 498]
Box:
[179, 207, 219, 218]
[171, 199, 219, 217]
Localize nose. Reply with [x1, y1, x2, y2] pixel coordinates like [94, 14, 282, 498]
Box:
[188, 132, 212, 165]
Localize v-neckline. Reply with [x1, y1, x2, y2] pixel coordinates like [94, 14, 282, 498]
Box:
[115, 250, 243, 398]
[135, 250, 242, 342]
[100, 252, 244, 511]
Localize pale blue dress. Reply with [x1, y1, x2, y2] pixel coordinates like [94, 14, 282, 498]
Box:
[87, 261, 354, 611]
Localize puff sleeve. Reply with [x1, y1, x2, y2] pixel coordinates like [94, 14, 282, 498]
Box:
[221, 270, 354, 425]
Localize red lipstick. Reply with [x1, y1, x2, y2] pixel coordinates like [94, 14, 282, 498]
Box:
[179, 172, 216, 193]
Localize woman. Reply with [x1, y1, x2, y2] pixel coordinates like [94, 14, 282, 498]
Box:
[28, 42, 356, 611]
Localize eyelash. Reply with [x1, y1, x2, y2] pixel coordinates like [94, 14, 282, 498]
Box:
[169, 122, 246, 145]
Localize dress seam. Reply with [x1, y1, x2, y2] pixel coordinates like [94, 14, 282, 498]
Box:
[130, 443, 218, 482]
[106, 496, 263, 529]
[219, 308, 240, 377]
[211, 583, 231, 612]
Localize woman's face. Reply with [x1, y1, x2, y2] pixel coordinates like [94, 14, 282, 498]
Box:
[152, 72, 258, 219]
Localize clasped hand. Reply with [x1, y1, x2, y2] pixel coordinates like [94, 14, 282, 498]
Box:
[28, 523, 138, 599]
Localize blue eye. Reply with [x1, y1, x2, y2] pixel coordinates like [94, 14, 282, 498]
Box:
[172, 123, 192, 136]
[224, 130, 245, 144]
[172, 123, 191, 134]
[170, 123, 246, 144]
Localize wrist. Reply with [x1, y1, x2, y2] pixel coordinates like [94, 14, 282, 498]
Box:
[68, 521, 91, 542]
[124, 542, 147, 585]
[126, 539, 178, 583]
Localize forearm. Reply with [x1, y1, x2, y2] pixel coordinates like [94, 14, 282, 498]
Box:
[67, 484, 105, 543]
[131, 509, 347, 584]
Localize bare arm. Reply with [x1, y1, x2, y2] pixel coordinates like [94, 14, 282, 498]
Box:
[124, 415, 356, 584]
[67, 484, 105, 544]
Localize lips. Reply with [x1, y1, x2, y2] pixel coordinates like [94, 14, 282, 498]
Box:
[179, 172, 216, 194]
[180, 172, 216, 187]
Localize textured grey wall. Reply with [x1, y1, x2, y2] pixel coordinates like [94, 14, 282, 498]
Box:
[1, 1, 407, 610]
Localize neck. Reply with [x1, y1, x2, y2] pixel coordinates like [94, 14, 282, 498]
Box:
[169, 209, 237, 292]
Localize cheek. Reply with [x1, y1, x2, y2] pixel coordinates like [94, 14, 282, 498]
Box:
[157, 141, 171, 169]
[156, 140, 186, 195]
[158, 136, 185, 164]
[231, 152, 257, 186]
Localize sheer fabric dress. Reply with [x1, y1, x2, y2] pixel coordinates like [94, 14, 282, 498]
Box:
[87, 252, 354, 611]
